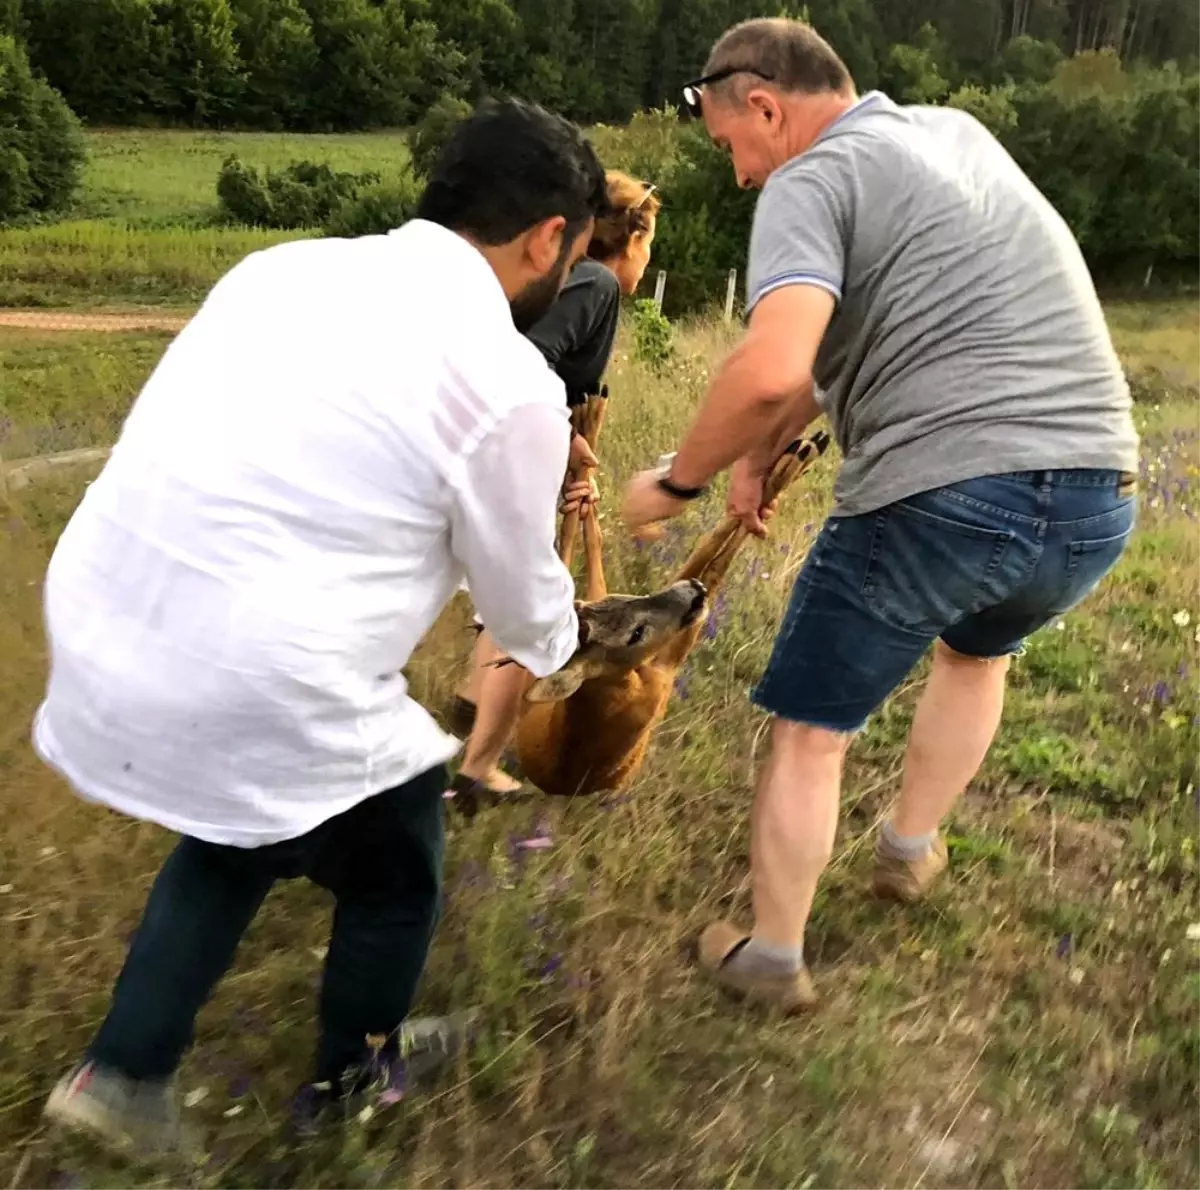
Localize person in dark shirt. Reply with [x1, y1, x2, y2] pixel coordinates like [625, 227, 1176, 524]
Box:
[450, 170, 662, 802]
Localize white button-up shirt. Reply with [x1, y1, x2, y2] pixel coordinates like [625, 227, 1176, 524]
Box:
[32, 220, 579, 848]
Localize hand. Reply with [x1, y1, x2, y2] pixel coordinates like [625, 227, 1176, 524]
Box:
[620, 469, 687, 542]
[569, 432, 598, 473]
[560, 475, 597, 517]
[728, 457, 778, 538]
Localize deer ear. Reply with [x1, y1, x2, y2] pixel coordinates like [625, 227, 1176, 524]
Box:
[524, 665, 587, 703]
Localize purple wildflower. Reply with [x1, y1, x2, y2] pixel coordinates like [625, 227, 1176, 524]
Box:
[1055, 934, 1072, 959]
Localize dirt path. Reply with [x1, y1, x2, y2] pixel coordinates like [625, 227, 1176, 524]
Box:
[0, 309, 192, 333]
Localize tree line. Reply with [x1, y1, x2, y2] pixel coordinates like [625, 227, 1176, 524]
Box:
[0, 0, 1195, 129]
[0, 0, 1195, 294]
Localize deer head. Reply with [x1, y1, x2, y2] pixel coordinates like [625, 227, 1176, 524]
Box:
[525, 578, 708, 703]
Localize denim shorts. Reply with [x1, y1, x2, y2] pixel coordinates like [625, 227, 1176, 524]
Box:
[751, 469, 1138, 733]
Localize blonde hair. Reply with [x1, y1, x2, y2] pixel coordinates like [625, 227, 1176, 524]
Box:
[588, 170, 661, 263]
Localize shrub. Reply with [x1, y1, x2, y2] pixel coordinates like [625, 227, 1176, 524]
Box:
[0, 33, 85, 223]
[408, 92, 472, 179]
[628, 298, 675, 373]
[323, 172, 424, 237]
[215, 155, 379, 229]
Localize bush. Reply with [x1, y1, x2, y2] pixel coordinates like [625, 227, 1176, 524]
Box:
[216, 155, 379, 229]
[323, 172, 424, 237]
[408, 92, 472, 179]
[0, 33, 85, 223]
[628, 298, 675, 373]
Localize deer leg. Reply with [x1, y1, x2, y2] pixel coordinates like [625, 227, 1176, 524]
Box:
[658, 433, 830, 668]
[670, 434, 827, 595]
[581, 502, 607, 600]
[557, 394, 608, 570]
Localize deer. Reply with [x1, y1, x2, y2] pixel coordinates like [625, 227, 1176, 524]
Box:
[468, 393, 830, 803]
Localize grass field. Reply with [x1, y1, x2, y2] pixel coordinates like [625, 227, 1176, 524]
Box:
[0, 129, 410, 309]
[0, 121, 1197, 1190]
[1, 284, 1198, 1188]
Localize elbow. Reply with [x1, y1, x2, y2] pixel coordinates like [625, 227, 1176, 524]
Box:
[734, 340, 812, 412]
[747, 371, 813, 418]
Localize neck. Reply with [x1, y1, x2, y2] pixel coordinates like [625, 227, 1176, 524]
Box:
[782, 88, 858, 161]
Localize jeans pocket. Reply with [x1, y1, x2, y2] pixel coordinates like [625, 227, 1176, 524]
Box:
[861, 498, 1019, 636]
[1057, 529, 1132, 613]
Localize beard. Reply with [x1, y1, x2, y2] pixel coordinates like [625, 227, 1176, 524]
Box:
[508, 241, 574, 333]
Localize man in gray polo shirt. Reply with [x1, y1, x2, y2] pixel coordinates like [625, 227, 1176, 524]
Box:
[620, 17, 1138, 1013]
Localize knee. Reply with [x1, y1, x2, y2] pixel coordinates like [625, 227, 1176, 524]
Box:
[771, 717, 854, 761]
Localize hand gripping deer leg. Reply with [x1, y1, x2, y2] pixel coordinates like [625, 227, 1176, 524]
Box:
[657, 432, 831, 668]
[558, 392, 608, 569]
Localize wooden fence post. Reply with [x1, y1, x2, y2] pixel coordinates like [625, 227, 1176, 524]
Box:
[724, 268, 738, 323]
[653, 269, 667, 311]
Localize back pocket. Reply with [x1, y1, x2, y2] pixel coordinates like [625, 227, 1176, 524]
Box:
[861, 498, 1024, 636]
[1054, 529, 1133, 614]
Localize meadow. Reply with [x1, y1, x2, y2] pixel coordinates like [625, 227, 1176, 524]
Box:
[0, 129, 1197, 1190]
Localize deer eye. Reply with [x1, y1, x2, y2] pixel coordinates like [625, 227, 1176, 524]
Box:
[627, 623, 647, 646]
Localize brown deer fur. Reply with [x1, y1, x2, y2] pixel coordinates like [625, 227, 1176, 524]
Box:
[511, 395, 829, 799]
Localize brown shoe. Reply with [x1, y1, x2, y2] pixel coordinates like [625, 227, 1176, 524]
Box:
[872, 834, 949, 903]
[696, 921, 818, 1014]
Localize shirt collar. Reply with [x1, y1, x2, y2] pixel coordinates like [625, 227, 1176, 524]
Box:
[387, 218, 512, 321]
[814, 89, 890, 145]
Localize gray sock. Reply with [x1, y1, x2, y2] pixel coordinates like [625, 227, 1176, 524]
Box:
[724, 936, 806, 977]
[878, 819, 935, 861]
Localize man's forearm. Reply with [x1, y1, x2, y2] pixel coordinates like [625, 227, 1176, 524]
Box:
[662, 335, 820, 487]
[745, 384, 822, 474]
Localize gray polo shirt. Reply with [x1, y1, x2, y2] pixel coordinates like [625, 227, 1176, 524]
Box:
[746, 90, 1139, 518]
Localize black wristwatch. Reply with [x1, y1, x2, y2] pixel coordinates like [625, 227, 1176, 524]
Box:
[657, 472, 708, 501]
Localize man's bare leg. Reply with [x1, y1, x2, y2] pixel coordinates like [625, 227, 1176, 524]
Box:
[891, 643, 1009, 836]
[875, 642, 1009, 898]
[750, 720, 850, 949]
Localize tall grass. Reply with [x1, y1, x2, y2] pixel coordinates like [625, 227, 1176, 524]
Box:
[0, 222, 312, 309]
[1, 308, 1197, 1189]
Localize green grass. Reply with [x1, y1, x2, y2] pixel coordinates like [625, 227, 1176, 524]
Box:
[1, 306, 1197, 1189]
[1, 129, 411, 309]
[79, 128, 412, 226]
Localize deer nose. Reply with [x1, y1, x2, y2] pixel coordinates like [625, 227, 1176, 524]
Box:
[686, 578, 707, 603]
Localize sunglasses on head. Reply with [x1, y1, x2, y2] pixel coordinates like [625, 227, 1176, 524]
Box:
[631, 181, 657, 210]
[681, 66, 776, 118]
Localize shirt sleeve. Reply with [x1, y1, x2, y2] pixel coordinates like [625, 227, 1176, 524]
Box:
[745, 159, 849, 317]
[447, 401, 579, 678]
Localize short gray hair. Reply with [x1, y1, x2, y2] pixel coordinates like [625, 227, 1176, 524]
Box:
[703, 18, 852, 99]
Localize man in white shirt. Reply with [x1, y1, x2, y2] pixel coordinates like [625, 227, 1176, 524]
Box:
[38, 96, 608, 1161]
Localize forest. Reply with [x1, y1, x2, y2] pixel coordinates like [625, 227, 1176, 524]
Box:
[0, 0, 1195, 128]
[0, 0, 1196, 292]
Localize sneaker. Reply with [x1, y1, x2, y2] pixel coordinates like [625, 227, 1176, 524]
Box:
[290, 1010, 479, 1136]
[43, 1059, 202, 1164]
[872, 834, 950, 903]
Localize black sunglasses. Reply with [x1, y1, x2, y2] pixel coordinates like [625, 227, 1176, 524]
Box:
[681, 66, 776, 118]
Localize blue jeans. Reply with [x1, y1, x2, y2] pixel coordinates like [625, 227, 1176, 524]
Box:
[87, 763, 447, 1085]
[752, 469, 1137, 733]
